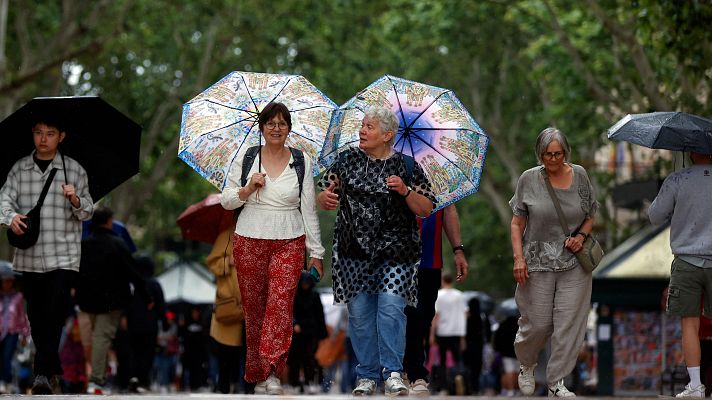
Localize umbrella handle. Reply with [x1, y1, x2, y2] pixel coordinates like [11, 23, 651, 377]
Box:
[60, 152, 68, 185]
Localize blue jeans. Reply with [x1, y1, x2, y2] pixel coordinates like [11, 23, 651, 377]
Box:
[0, 333, 19, 383]
[347, 293, 406, 381]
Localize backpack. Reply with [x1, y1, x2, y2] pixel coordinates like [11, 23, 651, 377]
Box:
[233, 145, 306, 222]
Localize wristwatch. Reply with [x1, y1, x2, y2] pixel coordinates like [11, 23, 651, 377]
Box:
[403, 186, 413, 198]
[452, 244, 465, 254]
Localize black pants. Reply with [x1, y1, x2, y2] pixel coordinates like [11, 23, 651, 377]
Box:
[403, 268, 441, 382]
[20, 269, 76, 377]
[702, 339, 712, 397]
[287, 333, 318, 388]
[212, 338, 244, 394]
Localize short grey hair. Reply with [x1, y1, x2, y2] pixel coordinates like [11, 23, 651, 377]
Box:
[535, 127, 571, 164]
[364, 106, 399, 145]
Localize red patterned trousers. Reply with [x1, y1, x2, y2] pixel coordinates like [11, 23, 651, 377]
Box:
[233, 234, 305, 383]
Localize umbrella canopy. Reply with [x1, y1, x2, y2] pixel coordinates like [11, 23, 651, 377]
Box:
[320, 75, 489, 211]
[608, 112, 712, 154]
[156, 260, 216, 304]
[178, 71, 337, 190]
[463, 290, 495, 315]
[0, 97, 142, 200]
[176, 193, 233, 244]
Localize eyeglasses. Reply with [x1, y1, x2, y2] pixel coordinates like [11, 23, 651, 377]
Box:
[265, 122, 288, 130]
[542, 151, 564, 160]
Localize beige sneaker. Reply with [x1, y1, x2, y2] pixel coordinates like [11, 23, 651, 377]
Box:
[254, 380, 267, 394]
[676, 383, 706, 398]
[518, 363, 536, 396]
[409, 378, 430, 397]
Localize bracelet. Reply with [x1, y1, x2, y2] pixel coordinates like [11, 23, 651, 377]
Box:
[404, 187, 412, 198]
[452, 244, 465, 254]
[576, 232, 589, 239]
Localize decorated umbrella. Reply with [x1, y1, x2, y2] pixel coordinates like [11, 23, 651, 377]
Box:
[179, 71, 337, 189]
[320, 75, 489, 211]
[608, 112, 712, 154]
[176, 193, 233, 244]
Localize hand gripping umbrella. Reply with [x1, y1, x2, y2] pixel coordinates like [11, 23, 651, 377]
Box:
[608, 111, 712, 154]
[179, 71, 337, 189]
[320, 74, 489, 211]
[0, 97, 142, 200]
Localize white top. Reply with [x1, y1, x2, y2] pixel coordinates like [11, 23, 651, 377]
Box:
[434, 287, 468, 337]
[221, 146, 325, 259]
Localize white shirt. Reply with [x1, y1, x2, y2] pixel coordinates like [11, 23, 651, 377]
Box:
[434, 287, 468, 337]
[221, 146, 325, 259]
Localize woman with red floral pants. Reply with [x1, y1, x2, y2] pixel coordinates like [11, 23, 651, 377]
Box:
[221, 102, 324, 395]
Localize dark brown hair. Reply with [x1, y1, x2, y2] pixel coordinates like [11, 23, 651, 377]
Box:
[258, 102, 291, 132]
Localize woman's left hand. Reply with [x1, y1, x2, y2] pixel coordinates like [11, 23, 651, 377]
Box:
[386, 175, 408, 196]
[565, 235, 585, 253]
[308, 257, 324, 279]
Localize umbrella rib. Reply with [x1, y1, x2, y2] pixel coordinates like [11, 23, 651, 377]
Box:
[192, 114, 260, 140]
[289, 129, 322, 146]
[200, 99, 259, 115]
[405, 91, 451, 130]
[386, 76, 409, 131]
[289, 104, 335, 113]
[238, 74, 260, 113]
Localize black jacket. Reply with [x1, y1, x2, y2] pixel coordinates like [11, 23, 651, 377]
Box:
[77, 226, 149, 313]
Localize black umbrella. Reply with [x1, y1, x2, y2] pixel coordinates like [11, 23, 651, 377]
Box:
[608, 112, 712, 154]
[494, 297, 519, 321]
[0, 97, 142, 200]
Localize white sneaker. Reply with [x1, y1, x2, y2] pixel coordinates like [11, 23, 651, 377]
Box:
[352, 378, 377, 396]
[548, 380, 575, 397]
[265, 374, 283, 395]
[518, 363, 536, 395]
[385, 372, 409, 397]
[254, 380, 268, 394]
[409, 378, 430, 397]
[676, 383, 706, 398]
[86, 382, 106, 395]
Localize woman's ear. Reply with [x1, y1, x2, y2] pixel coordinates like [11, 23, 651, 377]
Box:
[383, 130, 395, 144]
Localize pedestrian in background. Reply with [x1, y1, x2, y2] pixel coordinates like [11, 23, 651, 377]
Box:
[404, 205, 469, 396]
[0, 115, 93, 394]
[76, 207, 150, 394]
[431, 272, 468, 392]
[0, 267, 30, 394]
[509, 127, 598, 398]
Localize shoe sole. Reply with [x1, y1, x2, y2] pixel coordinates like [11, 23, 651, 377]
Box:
[385, 388, 409, 397]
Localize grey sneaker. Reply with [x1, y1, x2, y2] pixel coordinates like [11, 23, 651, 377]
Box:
[254, 380, 268, 394]
[385, 372, 409, 397]
[548, 380, 575, 397]
[518, 364, 536, 396]
[31, 375, 52, 395]
[676, 383, 706, 398]
[352, 378, 377, 396]
[409, 378, 430, 397]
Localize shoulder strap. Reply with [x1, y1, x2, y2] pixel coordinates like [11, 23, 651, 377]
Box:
[288, 147, 306, 198]
[36, 168, 59, 208]
[240, 146, 261, 187]
[541, 169, 572, 237]
[402, 153, 415, 185]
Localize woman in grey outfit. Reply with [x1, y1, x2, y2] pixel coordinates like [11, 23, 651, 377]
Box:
[509, 127, 598, 398]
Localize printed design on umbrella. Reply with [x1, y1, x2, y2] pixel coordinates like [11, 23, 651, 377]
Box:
[179, 71, 336, 190]
[320, 75, 489, 210]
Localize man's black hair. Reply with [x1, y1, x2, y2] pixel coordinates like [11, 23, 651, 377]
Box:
[91, 207, 114, 227]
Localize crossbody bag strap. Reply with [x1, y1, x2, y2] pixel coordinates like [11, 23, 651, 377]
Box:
[541, 169, 571, 237]
[36, 168, 59, 208]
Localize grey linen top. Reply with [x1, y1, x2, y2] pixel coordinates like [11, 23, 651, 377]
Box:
[648, 164, 712, 267]
[509, 164, 599, 272]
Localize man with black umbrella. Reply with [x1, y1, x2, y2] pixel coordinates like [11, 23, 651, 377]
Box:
[649, 151, 712, 398]
[0, 115, 93, 394]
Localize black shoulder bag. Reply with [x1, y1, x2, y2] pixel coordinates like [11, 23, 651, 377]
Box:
[7, 168, 59, 249]
[541, 170, 604, 273]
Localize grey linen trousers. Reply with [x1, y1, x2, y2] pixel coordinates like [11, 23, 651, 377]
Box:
[514, 265, 592, 386]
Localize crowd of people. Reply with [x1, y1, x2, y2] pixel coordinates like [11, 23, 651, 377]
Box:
[0, 104, 709, 398]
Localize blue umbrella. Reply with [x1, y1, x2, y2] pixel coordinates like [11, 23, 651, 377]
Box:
[608, 112, 712, 154]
